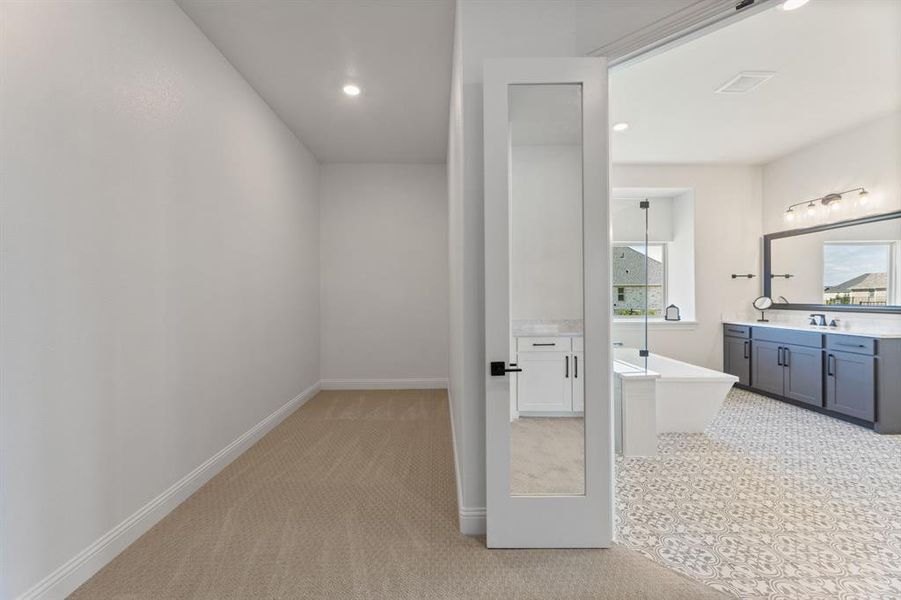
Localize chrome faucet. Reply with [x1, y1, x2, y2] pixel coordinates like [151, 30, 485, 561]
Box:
[809, 313, 827, 326]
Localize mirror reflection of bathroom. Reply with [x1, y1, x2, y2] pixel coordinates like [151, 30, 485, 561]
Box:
[508, 83, 585, 496]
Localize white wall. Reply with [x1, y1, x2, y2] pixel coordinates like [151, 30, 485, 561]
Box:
[611, 165, 763, 370]
[762, 110, 901, 322]
[1, 2, 320, 598]
[762, 111, 901, 234]
[449, 0, 583, 535]
[319, 164, 449, 386]
[511, 145, 583, 320]
[446, 2, 471, 532]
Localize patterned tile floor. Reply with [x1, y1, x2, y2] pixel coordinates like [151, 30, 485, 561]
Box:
[616, 388, 901, 600]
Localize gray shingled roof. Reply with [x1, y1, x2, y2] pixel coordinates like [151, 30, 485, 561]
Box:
[824, 272, 887, 293]
[613, 246, 663, 286]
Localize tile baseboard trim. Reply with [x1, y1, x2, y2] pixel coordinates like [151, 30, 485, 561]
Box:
[320, 378, 449, 390]
[16, 381, 321, 600]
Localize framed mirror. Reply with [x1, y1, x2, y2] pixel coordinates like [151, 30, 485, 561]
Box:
[763, 210, 901, 314]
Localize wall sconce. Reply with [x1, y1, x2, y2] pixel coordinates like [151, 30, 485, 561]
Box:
[784, 187, 869, 222]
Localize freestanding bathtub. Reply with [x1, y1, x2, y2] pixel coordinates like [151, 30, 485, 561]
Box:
[614, 348, 738, 433]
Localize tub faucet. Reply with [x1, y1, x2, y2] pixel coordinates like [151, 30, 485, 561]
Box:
[809, 313, 826, 326]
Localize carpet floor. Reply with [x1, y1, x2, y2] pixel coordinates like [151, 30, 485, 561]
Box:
[71, 389, 724, 599]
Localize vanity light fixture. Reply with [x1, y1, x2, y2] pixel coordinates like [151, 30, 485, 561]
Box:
[342, 84, 361, 97]
[612, 122, 630, 132]
[783, 187, 868, 222]
[781, 0, 810, 10]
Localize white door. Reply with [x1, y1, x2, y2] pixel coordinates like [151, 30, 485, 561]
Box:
[484, 58, 612, 548]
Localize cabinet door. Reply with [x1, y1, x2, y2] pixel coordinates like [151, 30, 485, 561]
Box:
[752, 340, 784, 396]
[783, 344, 823, 407]
[571, 352, 584, 412]
[516, 352, 572, 413]
[724, 337, 750, 386]
[826, 350, 875, 421]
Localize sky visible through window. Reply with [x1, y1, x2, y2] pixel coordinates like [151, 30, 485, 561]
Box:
[823, 243, 889, 287]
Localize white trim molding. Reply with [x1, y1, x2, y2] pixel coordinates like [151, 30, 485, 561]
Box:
[320, 378, 448, 390]
[17, 382, 321, 600]
[459, 506, 487, 535]
[613, 319, 698, 331]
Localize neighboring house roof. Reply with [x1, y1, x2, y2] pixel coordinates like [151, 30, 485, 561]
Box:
[612, 246, 663, 286]
[824, 272, 887, 293]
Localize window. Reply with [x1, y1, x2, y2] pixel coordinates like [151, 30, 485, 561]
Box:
[612, 243, 666, 317]
[823, 242, 894, 306]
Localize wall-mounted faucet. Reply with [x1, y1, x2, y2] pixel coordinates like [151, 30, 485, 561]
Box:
[809, 313, 827, 326]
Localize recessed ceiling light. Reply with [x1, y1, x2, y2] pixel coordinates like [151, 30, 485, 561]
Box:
[612, 122, 630, 132]
[343, 84, 361, 97]
[781, 0, 810, 10]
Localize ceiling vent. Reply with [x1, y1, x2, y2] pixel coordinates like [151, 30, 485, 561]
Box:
[715, 71, 775, 94]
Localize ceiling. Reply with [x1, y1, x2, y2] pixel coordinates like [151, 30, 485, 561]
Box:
[177, 0, 454, 163]
[610, 0, 901, 164]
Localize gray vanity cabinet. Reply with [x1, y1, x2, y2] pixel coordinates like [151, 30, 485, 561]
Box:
[751, 340, 784, 396]
[725, 324, 901, 432]
[748, 328, 823, 407]
[750, 339, 823, 405]
[782, 344, 823, 407]
[826, 350, 876, 422]
[723, 331, 750, 386]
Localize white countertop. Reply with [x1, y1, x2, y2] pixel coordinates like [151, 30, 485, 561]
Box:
[724, 319, 901, 339]
[512, 319, 583, 337]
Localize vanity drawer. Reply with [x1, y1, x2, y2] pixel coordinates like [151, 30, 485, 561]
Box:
[572, 337, 583, 352]
[517, 336, 572, 352]
[752, 326, 822, 348]
[723, 324, 750, 339]
[826, 334, 876, 356]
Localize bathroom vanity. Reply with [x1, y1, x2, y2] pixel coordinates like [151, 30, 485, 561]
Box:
[723, 321, 901, 433]
[511, 321, 584, 416]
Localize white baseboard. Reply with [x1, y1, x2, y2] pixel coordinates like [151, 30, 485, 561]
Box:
[320, 378, 448, 390]
[459, 506, 487, 535]
[17, 381, 321, 600]
[447, 388, 486, 536]
[447, 389, 465, 532]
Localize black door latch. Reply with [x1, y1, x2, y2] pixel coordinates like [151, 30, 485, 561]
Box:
[490, 361, 522, 376]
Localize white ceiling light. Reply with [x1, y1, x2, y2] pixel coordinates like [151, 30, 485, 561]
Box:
[612, 122, 630, 132]
[781, 0, 810, 10]
[342, 84, 361, 97]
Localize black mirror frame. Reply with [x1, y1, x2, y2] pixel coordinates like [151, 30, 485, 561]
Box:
[763, 209, 901, 314]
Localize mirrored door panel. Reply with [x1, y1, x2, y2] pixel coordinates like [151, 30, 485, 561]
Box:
[508, 84, 585, 496]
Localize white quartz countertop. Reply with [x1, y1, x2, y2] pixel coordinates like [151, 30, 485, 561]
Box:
[512, 319, 582, 337]
[724, 319, 901, 339]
